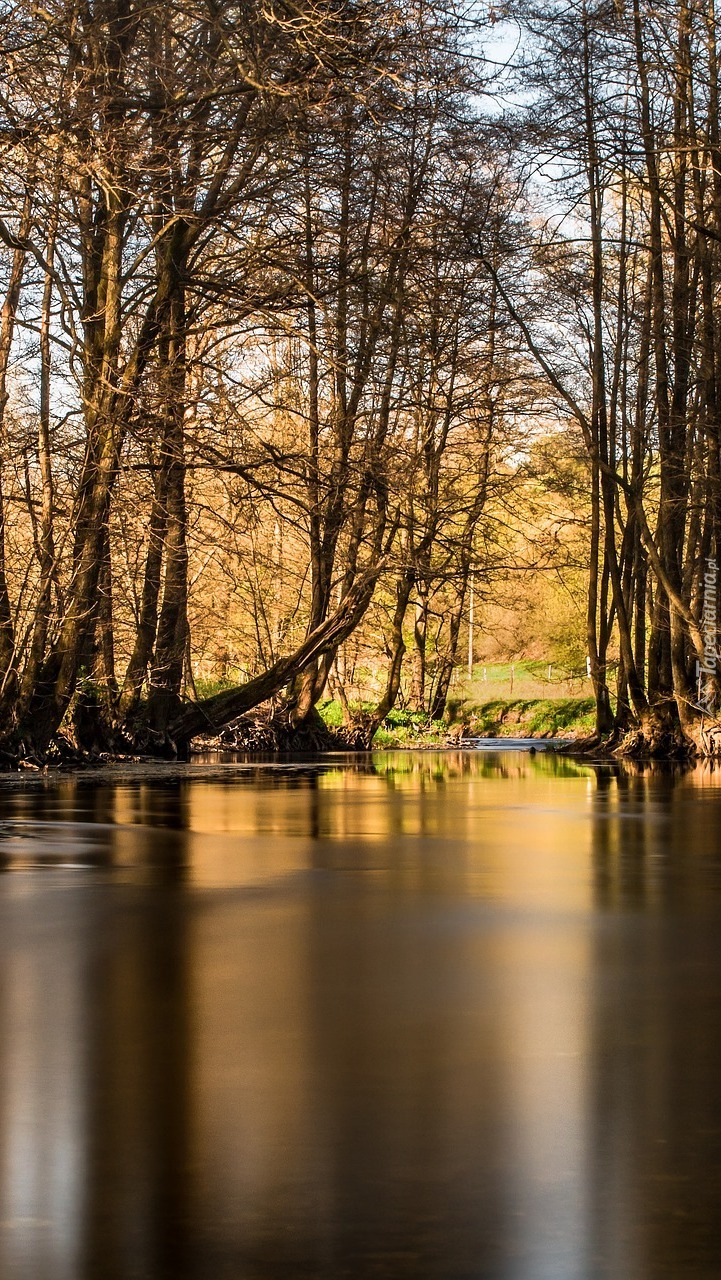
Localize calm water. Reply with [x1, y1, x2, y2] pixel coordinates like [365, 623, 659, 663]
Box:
[1, 750, 721, 1280]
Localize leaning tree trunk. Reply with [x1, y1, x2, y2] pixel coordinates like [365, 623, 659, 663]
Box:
[170, 565, 384, 749]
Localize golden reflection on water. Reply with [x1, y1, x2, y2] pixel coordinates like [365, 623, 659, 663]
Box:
[3, 751, 721, 911]
[1, 752, 721, 1279]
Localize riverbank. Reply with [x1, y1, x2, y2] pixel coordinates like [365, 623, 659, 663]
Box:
[0, 695, 701, 768]
[318, 696, 597, 749]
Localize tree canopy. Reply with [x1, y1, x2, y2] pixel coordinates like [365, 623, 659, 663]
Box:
[1, 0, 720, 761]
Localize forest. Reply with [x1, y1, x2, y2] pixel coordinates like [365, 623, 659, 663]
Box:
[1, 0, 721, 762]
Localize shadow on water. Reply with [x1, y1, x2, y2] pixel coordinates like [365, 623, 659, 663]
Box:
[1, 751, 721, 1278]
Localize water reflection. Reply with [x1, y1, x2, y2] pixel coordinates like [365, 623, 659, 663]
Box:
[1, 752, 721, 1278]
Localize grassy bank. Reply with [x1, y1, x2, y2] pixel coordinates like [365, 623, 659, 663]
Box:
[446, 695, 596, 740]
[318, 696, 596, 747]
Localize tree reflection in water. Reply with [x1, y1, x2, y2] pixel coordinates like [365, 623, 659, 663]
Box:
[1, 752, 721, 1279]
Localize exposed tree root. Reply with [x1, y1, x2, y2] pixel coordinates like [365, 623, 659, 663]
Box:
[556, 704, 721, 761]
[189, 706, 370, 754]
[615, 705, 697, 760]
[4, 695, 721, 769]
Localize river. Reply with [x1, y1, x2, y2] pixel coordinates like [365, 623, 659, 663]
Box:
[1, 750, 720, 1279]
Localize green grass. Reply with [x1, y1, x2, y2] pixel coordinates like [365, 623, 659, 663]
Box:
[457, 659, 591, 701]
[317, 700, 447, 747]
[317, 698, 346, 727]
[373, 709, 447, 748]
[318, 695, 595, 746]
[446, 695, 596, 739]
[186, 684, 595, 746]
[192, 675, 238, 700]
